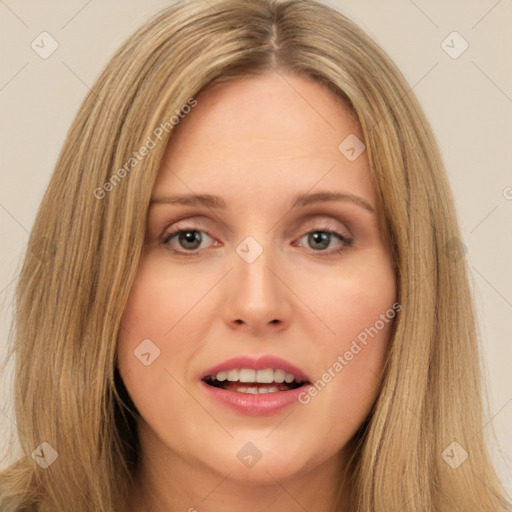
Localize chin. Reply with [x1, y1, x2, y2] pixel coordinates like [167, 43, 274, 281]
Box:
[200, 437, 324, 485]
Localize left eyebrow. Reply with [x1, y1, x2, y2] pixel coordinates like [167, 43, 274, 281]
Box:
[292, 191, 375, 213]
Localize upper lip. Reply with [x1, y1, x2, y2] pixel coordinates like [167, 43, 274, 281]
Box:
[201, 354, 311, 382]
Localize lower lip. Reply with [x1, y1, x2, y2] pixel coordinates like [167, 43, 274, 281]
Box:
[201, 381, 309, 415]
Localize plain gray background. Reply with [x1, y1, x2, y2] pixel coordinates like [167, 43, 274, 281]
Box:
[0, 0, 511, 497]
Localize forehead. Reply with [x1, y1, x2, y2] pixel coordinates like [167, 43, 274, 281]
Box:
[153, 72, 374, 206]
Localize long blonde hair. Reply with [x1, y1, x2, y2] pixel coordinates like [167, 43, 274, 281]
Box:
[1, 0, 509, 510]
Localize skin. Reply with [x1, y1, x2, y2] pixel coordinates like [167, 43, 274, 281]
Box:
[117, 71, 397, 512]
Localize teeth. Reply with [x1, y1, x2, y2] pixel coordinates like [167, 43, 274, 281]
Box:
[216, 371, 228, 382]
[284, 373, 294, 383]
[236, 385, 281, 394]
[226, 369, 239, 382]
[256, 368, 274, 383]
[239, 369, 256, 382]
[237, 386, 258, 394]
[214, 368, 299, 384]
[273, 369, 285, 383]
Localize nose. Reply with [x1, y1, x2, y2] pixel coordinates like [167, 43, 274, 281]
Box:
[221, 242, 292, 336]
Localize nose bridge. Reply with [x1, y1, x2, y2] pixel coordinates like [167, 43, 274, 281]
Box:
[235, 234, 279, 306]
[223, 233, 291, 330]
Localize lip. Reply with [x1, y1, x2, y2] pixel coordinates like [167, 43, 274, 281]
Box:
[200, 354, 311, 382]
[200, 354, 312, 416]
[201, 381, 310, 415]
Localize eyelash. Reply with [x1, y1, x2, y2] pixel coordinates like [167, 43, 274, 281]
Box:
[160, 224, 353, 257]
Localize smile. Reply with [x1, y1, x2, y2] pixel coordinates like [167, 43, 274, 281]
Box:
[200, 355, 312, 415]
[203, 368, 306, 394]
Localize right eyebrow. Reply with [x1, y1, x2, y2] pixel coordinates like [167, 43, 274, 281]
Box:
[149, 194, 227, 209]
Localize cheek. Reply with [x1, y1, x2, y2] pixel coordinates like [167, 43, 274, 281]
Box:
[115, 255, 195, 413]
[296, 249, 396, 425]
[302, 247, 396, 346]
[118, 251, 209, 354]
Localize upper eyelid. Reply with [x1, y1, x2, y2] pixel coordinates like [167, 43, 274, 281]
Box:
[154, 204, 359, 236]
[162, 212, 351, 232]
[163, 220, 350, 239]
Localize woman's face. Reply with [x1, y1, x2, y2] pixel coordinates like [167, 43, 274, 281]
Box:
[118, 72, 396, 489]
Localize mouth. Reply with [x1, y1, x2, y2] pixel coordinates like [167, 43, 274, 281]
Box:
[200, 354, 312, 414]
[202, 368, 310, 394]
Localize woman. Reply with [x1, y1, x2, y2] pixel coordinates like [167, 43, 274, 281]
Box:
[1, 0, 509, 510]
